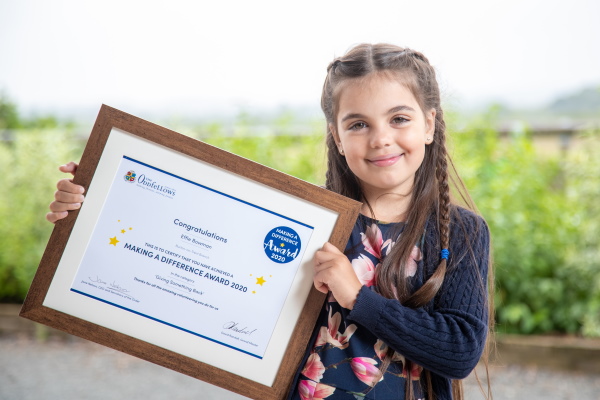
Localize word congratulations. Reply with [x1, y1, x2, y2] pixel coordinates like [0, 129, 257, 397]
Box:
[173, 219, 228, 243]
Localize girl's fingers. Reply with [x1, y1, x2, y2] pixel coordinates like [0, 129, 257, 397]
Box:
[58, 161, 79, 175]
[46, 163, 83, 224]
[313, 244, 362, 309]
[54, 189, 85, 204]
[56, 178, 85, 194]
[49, 200, 82, 213]
[314, 242, 345, 268]
[313, 278, 330, 294]
[46, 211, 69, 224]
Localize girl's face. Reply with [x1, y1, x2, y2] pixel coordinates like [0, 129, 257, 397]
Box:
[332, 73, 436, 202]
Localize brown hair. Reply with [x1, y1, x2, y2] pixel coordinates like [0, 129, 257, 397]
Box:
[321, 43, 493, 400]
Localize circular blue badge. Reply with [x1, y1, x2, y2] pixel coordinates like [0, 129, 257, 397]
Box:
[264, 226, 301, 264]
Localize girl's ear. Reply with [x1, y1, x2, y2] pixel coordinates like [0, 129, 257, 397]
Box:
[425, 108, 436, 145]
[330, 123, 345, 155]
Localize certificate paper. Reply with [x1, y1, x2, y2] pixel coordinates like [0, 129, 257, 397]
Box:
[71, 155, 313, 358]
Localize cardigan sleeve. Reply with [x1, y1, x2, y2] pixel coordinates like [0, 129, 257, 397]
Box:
[347, 209, 490, 380]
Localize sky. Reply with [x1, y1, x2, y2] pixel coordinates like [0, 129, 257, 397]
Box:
[1, 0, 599, 121]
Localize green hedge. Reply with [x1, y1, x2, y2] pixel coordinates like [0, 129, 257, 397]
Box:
[452, 111, 600, 336]
[1, 112, 599, 336]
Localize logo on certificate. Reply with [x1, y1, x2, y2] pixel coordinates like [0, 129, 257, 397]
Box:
[124, 170, 137, 182]
[263, 226, 301, 264]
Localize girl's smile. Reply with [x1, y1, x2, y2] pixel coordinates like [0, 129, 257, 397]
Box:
[367, 153, 403, 167]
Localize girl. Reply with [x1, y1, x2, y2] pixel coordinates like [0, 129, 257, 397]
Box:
[47, 43, 492, 400]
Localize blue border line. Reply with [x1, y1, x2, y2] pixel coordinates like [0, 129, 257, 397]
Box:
[123, 155, 314, 230]
[71, 288, 262, 359]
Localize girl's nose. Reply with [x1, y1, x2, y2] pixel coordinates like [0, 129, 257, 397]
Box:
[369, 125, 393, 148]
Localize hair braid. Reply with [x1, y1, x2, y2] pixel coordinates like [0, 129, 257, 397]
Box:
[403, 109, 449, 309]
[435, 112, 451, 252]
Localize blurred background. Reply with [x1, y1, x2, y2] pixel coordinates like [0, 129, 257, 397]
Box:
[1, 0, 599, 399]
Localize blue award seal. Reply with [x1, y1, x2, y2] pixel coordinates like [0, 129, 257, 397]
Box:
[263, 226, 301, 264]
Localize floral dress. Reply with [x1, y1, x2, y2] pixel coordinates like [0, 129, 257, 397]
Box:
[292, 214, 425, 400]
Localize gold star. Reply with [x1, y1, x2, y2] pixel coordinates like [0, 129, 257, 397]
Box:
[252, 291, 256, 294]
[121, 229, 126, 234]
[256, 276, 266, 286]
[109, 236, 120, 246]
[129, 227, 132, 230]
[280, 243, 285, 247]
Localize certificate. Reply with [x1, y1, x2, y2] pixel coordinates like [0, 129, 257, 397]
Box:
[20, 105, 361, 400]
[72, 154, 315, 359]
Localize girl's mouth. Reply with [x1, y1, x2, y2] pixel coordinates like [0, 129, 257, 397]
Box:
[368, 154, 402, 167]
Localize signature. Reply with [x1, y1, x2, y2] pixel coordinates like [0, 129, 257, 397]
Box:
[109, 281, 130, 294]
[89, 275, 106, 285]
[222, 321, 257, 335]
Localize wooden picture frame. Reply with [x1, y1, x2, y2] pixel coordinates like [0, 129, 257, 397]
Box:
[20, 105, 361, 400]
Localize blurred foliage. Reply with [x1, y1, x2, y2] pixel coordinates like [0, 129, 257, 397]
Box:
[0, 96, 81, 301]
[189, 110, 327, 185]
[452, 106, 600, 336]
[0, 131, 81, 301]
[1, 96, 599, 337]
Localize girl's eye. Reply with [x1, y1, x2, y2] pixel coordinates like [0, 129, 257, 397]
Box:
[349, 122, 367, 131]
[392, 116, 409, 125]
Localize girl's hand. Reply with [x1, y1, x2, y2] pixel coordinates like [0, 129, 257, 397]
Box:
[46, 162, 85, 223]
[313, 242, 363, 310]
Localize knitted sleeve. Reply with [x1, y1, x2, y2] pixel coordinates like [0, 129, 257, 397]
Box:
[347, 208, 490, 380]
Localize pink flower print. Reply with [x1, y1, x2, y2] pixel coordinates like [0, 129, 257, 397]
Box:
[350, 357, 383, 387]
[374, 339, 388, 360]
[298, 380, 314, 400]
[405, 245, 423, 277]
[298, 380, 335, 400]
[325, 308, 357, 349]
[351, 254, 377, 287]
[360, 224, 392, 259]
[301, 353, 325, 381]
[314, 326, 328, 347]
[314, 383, 336, 399]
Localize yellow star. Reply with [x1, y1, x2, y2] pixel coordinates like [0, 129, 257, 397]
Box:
[129, 227, 132, 230]
[256, 276, 266, 286]
[280, 243, 285, 247]
[109, 236, 120, 246]
[252, 291, 256, 294]
[121, 229, 126, 234]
